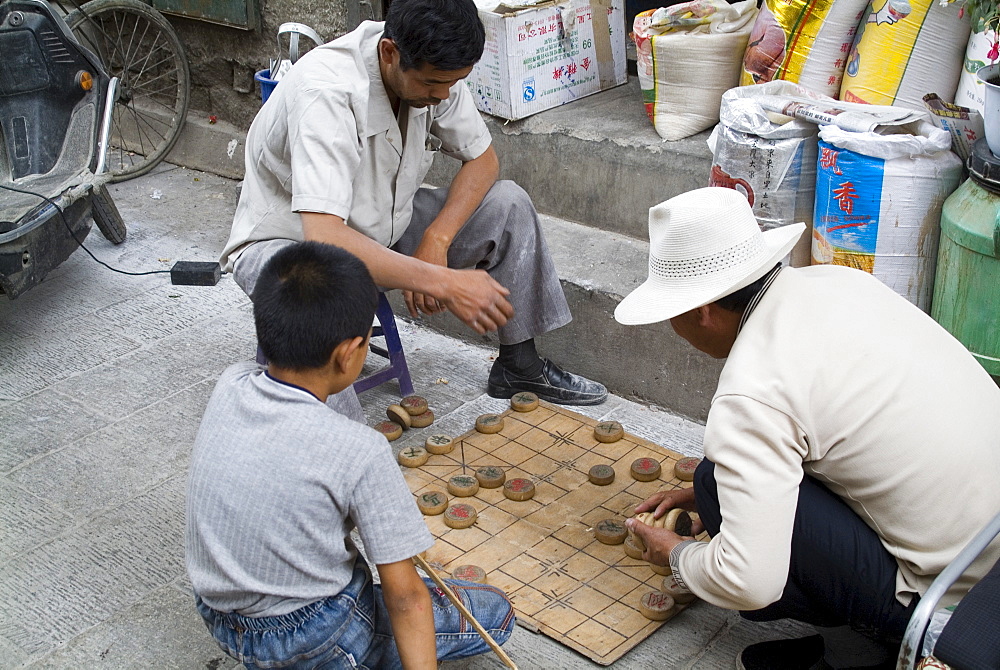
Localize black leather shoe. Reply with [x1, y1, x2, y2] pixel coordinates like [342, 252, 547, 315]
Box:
[487, 358, 608, 406]
[738, 635, 825, 670]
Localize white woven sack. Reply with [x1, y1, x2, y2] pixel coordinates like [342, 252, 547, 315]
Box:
[814, 121, 963, 311]
[634, 0, 757, 141]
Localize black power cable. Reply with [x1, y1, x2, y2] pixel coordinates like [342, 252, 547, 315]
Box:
[0, 181, 171, 277]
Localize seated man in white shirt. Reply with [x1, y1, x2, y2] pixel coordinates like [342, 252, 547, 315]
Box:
[615, 188, 1000, 669]
[221, 0, 606, 415]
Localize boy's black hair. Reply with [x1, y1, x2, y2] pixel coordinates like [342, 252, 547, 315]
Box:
[254, 242, 377, 370]
[714, 263, 782, 314]
[383, 0, 485, 71]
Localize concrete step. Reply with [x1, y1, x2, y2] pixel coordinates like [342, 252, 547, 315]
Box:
[388, 211, 722, 422]
[426, 75, 715, 241]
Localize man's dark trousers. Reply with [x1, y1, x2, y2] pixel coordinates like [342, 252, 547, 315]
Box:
[693, 459, 917, 644]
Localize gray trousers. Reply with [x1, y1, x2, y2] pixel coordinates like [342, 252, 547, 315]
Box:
[233, 180, 571, 420]
[396, 180, 571, 345]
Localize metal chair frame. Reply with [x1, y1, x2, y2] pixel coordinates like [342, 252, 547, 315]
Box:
[897, 509, 1000, 669]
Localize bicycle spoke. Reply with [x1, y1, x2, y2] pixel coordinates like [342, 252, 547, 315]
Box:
[69, 0, 189, 180]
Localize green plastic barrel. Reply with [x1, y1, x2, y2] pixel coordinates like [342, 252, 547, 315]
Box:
[932, 139, 1000, 383]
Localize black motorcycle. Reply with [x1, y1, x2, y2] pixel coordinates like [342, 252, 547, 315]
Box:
[0, 0, 126, 299]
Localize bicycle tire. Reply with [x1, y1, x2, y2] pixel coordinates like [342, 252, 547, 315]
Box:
[67, 0, 190, 182]
[91, 184, 127, 243]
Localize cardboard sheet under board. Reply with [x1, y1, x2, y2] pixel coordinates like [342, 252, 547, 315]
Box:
[403, 401, 699, 665]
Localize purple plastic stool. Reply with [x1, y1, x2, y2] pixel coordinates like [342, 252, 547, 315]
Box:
[353, 292, 414, 396]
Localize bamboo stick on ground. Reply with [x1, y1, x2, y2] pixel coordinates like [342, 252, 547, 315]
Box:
[412, 554, 519, 670]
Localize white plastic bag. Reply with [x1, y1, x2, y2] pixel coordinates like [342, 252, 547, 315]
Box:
[708, 81, 822, 266]
[633, 0, 757, 141]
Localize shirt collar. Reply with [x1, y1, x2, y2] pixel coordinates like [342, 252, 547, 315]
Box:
[736, 264, 783, 335]
[264, 370, 323, 402]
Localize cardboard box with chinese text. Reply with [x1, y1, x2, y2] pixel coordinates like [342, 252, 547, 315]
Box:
[466, 0, 626, 121]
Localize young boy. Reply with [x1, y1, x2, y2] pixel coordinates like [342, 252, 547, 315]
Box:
[185, 241, 515, 669]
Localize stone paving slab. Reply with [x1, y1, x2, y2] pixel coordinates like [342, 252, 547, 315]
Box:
[0, 164, 811, 668]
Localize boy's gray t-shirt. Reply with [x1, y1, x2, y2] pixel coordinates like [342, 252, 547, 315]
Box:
[185, 361, 434, 617]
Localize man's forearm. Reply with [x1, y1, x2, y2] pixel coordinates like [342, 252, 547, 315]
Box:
[301, 211, 449, 296]
[423, 145, 500, 245]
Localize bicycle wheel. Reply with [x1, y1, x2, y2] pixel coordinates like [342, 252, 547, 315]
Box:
[67, 0, 190, 182]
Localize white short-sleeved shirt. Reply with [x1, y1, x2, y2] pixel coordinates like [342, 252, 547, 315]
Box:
[221, 21, 493, 271]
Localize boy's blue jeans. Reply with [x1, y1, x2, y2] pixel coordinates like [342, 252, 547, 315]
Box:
[195, 558, 516, 669]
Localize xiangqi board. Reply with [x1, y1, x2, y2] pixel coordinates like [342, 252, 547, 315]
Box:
[403, 401, 701, 665]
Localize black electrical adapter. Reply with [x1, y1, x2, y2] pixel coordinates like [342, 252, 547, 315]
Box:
[171, 261, 221, 286]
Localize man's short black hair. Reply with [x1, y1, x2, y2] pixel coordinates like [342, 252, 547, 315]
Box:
[383, 0, 485, 71]
[714, 263, 782, 314]
[254, 242, 377, 370]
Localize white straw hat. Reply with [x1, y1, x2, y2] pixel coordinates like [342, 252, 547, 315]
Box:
[615, 187, 805, 326]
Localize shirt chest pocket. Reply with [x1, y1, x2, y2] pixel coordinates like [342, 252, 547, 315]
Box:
[417, 134, 441, 181]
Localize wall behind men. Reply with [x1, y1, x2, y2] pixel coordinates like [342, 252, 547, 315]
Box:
[169, 0, 350, 131]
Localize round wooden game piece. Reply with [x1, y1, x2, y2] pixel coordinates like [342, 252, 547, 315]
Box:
[630, 457, 662, 482]
[628, 512, 655, 551]
[443, 503, 478, 529]
[510, 391, 539, 412]
[588, 464, 616, 486]
[424, 433, 454, 454]
[503, 477, 535, 501]
[673, 457, 701, 482]
[400, 395, 429, 416]
[416, 490, 449, 516]
[662, 576, 697, 604]
[594, 518, 627, 545]
[475, 413, 504, 434]
[451, 564, 488, 583]
[650, 563, 671, 576]
[623, 536, 644, 560]
[398, 446, 429, 468]
[593, 420, 624, 443]
[475, 465, 506, 489]
[639, 591, 676, 621]
[663, 508, 694, 536]
[410, 410, 435, 428]
[447, 474, 480, 497]
[387, 404, 412, 429]
[374, 420, 403, 441]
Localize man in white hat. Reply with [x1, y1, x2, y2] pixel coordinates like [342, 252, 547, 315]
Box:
[616, 187, 1000, 669]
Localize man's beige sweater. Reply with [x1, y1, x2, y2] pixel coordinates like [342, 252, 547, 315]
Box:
[677, 265, 1000, 611]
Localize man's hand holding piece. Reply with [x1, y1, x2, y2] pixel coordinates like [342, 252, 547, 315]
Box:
[627, 487, 703, 566]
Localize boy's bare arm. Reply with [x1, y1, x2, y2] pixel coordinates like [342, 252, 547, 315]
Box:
[376, 559, 436, 669]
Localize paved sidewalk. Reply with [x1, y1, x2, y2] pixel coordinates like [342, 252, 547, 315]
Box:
[0, 164, 809, 668]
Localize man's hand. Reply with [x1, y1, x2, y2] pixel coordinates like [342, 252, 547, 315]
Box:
[626, 520, 692, 566]
[438, 269, 513, 334]
[634, 486, 701, 523]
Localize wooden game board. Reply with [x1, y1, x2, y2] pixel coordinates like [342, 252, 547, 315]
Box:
[403, 401, 698, 666]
